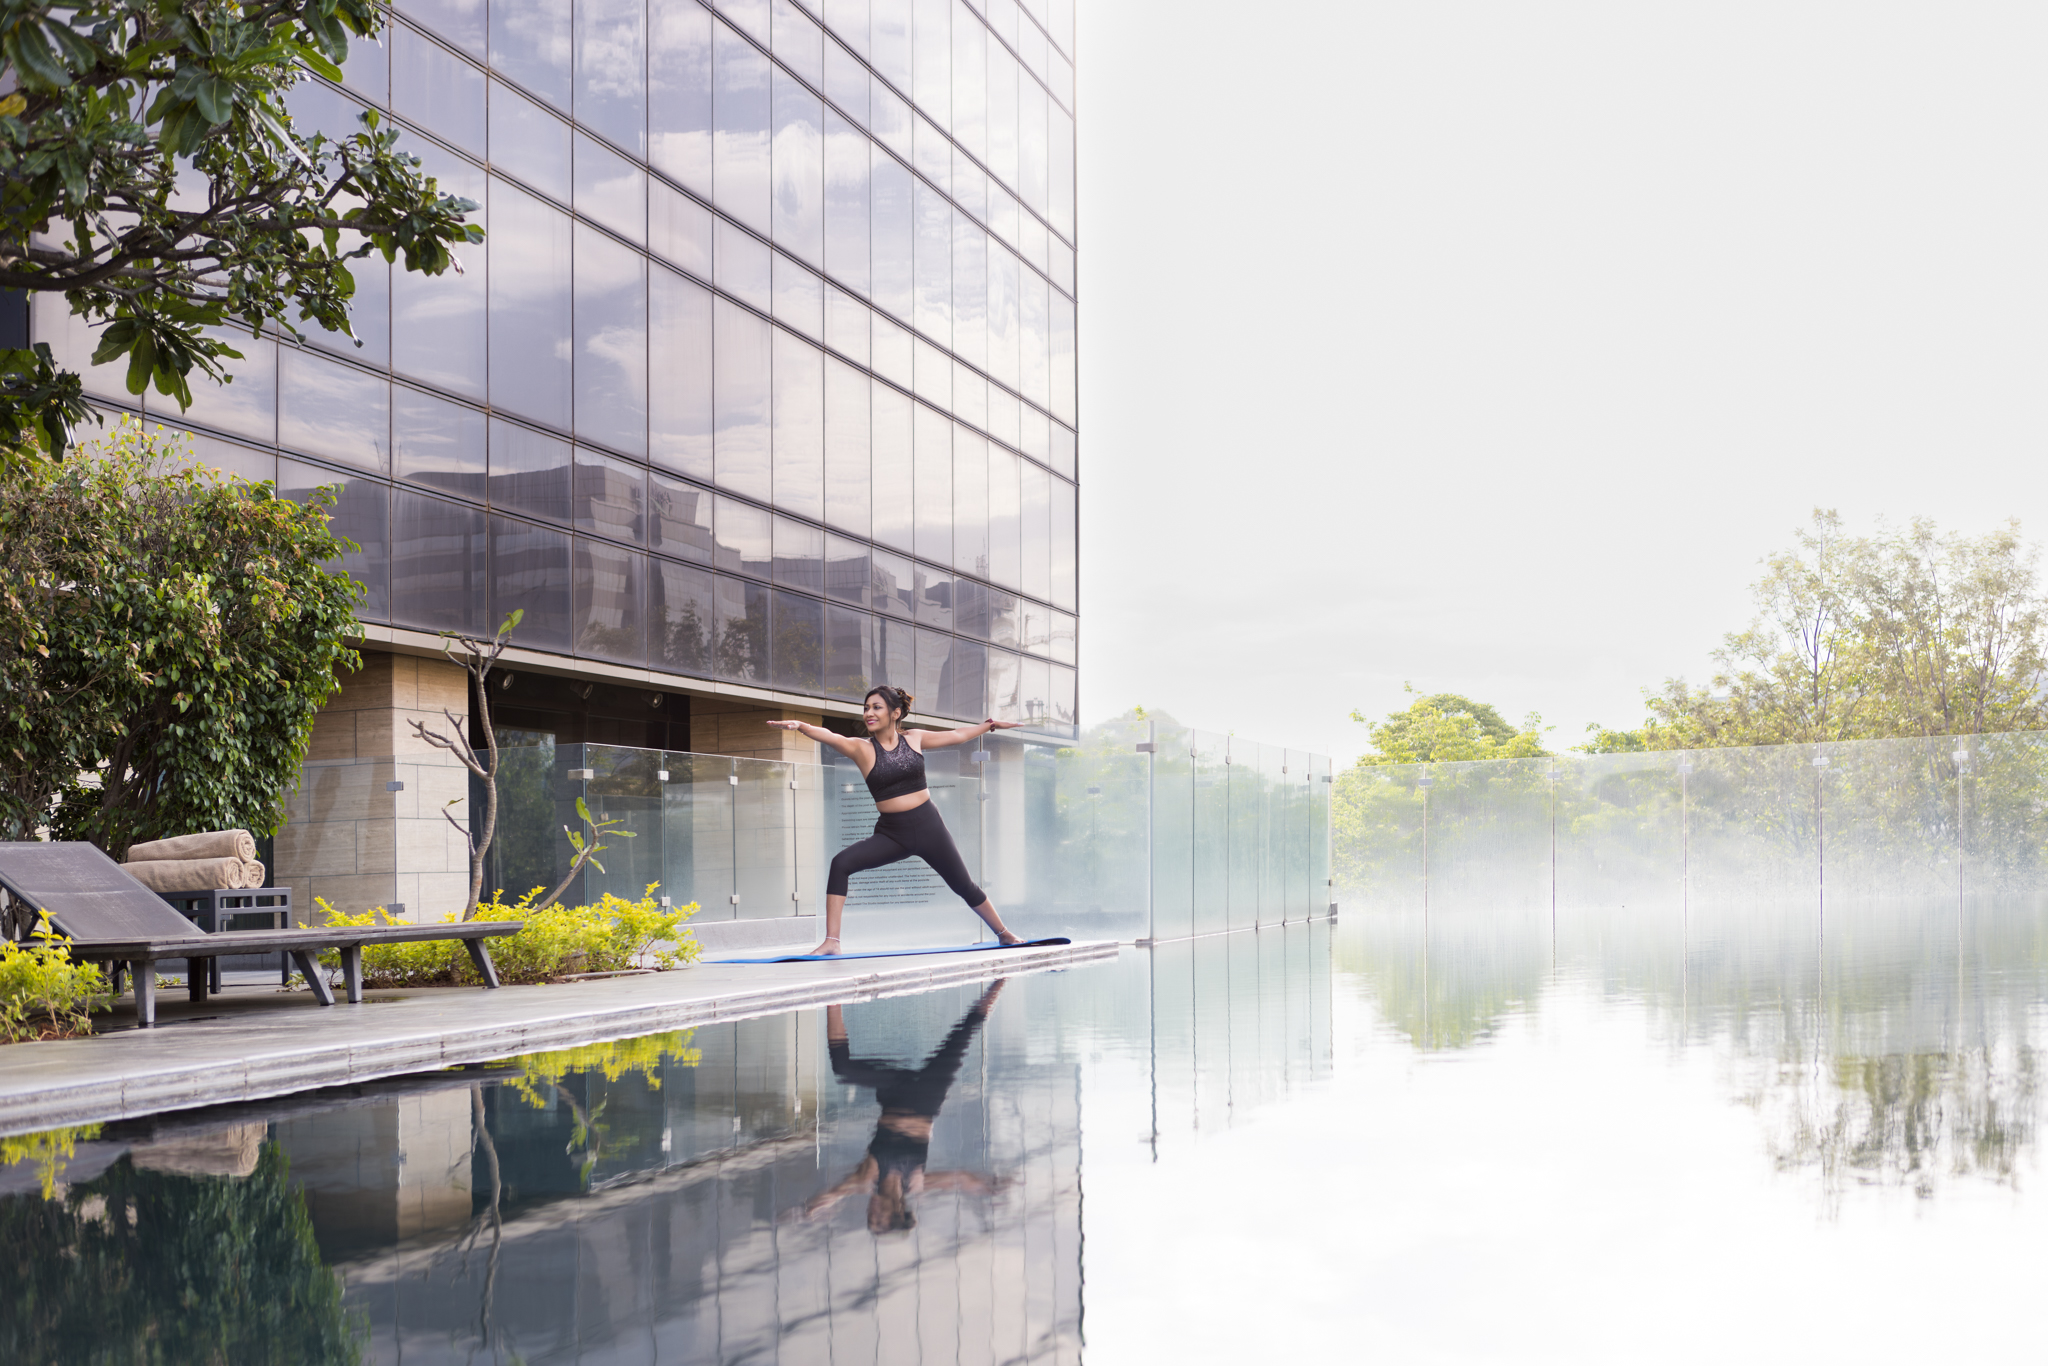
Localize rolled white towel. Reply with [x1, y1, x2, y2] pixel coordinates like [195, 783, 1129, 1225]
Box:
[121, 857, 254, 893]
[128, 830, 258, 863]
[241, 859, 266, 888]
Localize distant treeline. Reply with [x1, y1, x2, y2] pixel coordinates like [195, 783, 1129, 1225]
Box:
[1350, 510, 2048, 765]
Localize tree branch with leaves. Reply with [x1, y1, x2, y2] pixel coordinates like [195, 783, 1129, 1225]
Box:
[0, 0, 483, 465]
[533, 797, 635, 913]
[406, 610, 520, 920]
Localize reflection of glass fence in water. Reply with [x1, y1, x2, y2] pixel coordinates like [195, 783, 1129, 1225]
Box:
[281, 722, 1334, 939]
[1338, 731, 2048, 919]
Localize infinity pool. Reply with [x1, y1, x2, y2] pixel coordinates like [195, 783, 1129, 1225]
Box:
[4, 902, 2044, 1363]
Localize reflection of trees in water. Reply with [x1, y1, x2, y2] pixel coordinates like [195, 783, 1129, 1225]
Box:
[1336, 912, 1551, 1051]
[1742, 1042, 2039, 1209]
[0, 1143, 360, 1364]
[1337, 900, 2048, 1207]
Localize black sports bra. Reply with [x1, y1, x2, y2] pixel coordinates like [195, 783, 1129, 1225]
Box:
[865, 734, 928, 802]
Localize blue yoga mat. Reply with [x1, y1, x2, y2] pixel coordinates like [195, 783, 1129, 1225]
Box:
[710, 936, 1072, 965]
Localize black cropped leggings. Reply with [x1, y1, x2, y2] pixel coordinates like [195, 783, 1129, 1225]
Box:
[827, 800, 986, 906]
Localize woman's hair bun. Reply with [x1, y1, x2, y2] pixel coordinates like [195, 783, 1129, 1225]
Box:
[899, 691, 915, 706]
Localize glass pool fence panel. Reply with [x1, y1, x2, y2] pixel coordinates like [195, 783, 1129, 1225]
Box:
[732, 757, 799, 918]
[1149, 716, 1196, 942]
[1684, 742, 1822, 914]
[1226, 740, 1262, 933]
[479, 737, 565, 907]
[1550, 753, 1683, 977]
[1961, 730, 2048, 903]
[1257, 744, 1286, 928]
[574, 743, 668, 907]
[927, 747, 981, 898]
[1024, 741, 1060, 915]
[1310, 755, 1332, 913]
[974, 740, 1026, 912]
[1191, 731, 1230, 936]
[1331, 762, 1425, 912]
[1283, 750, 1311, 922]
[1424, 758, 1551, 922]
[1553, 752, 1682, 921]
[791, 760, 828, 913]
[282, 728, 1332, 939]
[1051, 712, 1149, 925]
[1819, 735, 1958, 910]
[282, 755, 472, 919]
[666, 751, 737, 919]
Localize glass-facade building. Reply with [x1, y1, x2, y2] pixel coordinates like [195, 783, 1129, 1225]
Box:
[35, 0, 1079, 734]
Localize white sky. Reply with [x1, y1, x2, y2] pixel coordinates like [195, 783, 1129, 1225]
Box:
[1074, 0, 2048, 765]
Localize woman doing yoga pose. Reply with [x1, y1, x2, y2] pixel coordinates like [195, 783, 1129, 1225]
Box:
[796, 980, 1008, 1232]
[766, 686, 1024, 955]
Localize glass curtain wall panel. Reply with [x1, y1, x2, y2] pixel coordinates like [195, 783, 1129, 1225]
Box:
[1191, 730, 1228, 937]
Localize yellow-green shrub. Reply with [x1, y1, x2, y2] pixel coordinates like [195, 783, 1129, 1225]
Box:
[0, 917, 110, 1042]
[311, 885, 700, 987]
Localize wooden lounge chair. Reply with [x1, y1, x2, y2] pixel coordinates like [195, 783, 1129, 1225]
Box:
[0, 842, 522, 1026]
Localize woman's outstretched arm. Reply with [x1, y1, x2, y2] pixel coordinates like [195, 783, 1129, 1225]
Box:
[916, 718, 1025, 751]
[765, 719, 870, 765]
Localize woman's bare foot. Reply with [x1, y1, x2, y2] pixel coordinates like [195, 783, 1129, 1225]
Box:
[997, 932, 1023, 946]
[808, 935, 842, 956]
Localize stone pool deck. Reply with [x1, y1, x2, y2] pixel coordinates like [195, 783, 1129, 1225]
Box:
[0, 939, 1120, 1136]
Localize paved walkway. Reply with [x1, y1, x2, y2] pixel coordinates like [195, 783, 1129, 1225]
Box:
[0, 939, 1120, 1136]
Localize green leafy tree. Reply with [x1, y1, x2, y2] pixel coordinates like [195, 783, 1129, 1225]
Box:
[0, 0, 481, 462]
[1348, 686, 1551, 766]
[1605, 511, 2048, 749]
[0, 419, 361, 854]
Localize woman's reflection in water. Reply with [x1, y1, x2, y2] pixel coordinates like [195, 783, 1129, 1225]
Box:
[801, 979, 1008, 1233]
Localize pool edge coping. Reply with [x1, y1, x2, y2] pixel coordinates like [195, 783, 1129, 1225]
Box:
[0, 939, 1122, 1136]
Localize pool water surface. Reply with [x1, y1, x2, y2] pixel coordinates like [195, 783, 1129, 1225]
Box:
[3, 903, 2044, 1363]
